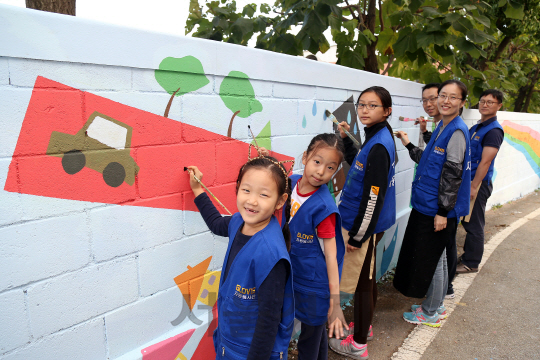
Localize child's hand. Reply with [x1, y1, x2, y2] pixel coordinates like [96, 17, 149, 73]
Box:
[395, 131, 410, 147]
[418, 117, 428, 133]
[337, 121, 350, 139]
[186, 166, 204, 197]
[258, 147, 270, 157]
[327, 298, 348, 339]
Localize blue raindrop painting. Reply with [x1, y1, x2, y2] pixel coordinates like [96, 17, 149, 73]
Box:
[312, 101, 317, 116]
[302, 115, 307, 128]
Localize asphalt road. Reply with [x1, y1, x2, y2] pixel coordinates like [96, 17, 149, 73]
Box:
[422, 194, 540, 359]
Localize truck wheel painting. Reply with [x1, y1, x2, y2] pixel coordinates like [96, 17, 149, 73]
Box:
[46, 111, 140, 187]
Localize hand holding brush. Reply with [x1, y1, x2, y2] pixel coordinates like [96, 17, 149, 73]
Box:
[185, 166, 232, 215]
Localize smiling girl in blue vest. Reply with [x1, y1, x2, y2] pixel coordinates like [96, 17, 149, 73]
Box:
[279, 133, 347, 360]
[329, 86, 397, 360]
[186, 154, 295, 360]
[393, 80, 471, 327]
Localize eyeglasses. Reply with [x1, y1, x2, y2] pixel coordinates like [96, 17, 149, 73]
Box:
[356, 102, 384, 110]
[438, 94, 463, 102]
[479, 100, 499, 106]
[421, 97, 438, 105]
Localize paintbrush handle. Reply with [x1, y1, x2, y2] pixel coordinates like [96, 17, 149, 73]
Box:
[193, 174, 232, 215]
[399, 116, 435, 122]
[331, 118, 360, 146]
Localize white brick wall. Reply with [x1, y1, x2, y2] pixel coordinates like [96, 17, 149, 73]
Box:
[27, 257, 138, 338]
[138, 232, 214, 297]
[0, 290, 29, 353]
[1, 4, 539, 360]
[90, 205, 184, 262]
[1, 319, 107, 360]
[0, 214, 91, 290]
[0, 57, 9, 85]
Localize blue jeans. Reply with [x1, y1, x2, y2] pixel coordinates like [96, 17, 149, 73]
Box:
[422, 248, 448, 316]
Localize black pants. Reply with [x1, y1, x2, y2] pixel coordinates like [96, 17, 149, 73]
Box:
[394, 209, 457, 298]
[462, 180, 493, 268]
[298, 323, 328, 360]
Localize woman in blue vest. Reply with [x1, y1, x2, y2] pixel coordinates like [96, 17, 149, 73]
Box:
[282, 133, 347, 360]
[186, 154, 295, 360]
[393, 79, 471, 327]
[329, 86, 397, 360]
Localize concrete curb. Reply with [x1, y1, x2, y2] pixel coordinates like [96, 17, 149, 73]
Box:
[391, 206, 540, 360]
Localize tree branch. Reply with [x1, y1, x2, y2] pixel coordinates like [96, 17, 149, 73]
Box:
[381, 54, 394, 75]
[344, 0, 359, 21]
[378, 0, 384, 32]
[425, 52, 453, 74]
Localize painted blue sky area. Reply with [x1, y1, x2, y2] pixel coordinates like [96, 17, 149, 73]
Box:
[504, 137, 540, 176]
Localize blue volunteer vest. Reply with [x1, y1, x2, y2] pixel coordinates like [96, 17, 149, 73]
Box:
[338, 126, 396, 234]
[286, 174, 345, 326]
[213, 213, 294, 360]
[411, 115, 471, 219]
[469, 119, 503, 181]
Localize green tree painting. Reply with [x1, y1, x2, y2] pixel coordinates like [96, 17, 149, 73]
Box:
[155, 56, 210, 117]
[219, 71, 263, 137]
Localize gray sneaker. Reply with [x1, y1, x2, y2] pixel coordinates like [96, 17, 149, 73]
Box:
[329, 335, 368, 359]
[342, 323, 373, 341]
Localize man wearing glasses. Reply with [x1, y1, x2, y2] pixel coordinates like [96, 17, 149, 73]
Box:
[457, 89, 504, 274]
[418, 83, 443, 145]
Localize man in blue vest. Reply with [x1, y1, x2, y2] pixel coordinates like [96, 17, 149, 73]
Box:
[457, 89, 504, 273]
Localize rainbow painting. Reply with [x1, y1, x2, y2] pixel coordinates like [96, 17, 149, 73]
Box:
[501, 120, 540, 176]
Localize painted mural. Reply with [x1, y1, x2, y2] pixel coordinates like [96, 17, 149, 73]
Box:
[2, 68, 404, 358]
[501, 120, 540, 175]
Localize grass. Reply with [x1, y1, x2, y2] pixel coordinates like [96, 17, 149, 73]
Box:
[491, 203, 503, 210]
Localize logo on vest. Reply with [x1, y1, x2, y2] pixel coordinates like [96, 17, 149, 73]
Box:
[360, 186, 379, 225]
[355, 160, 364, 171]
[296, 232, 314, 243]
[235, 284, 257, 300]
[474, 136, 480, 141]
[434, 146, 445, 155]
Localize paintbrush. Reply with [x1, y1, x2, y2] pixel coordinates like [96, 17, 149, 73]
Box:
[325, 110, 360, 146]
[184, 167, 232, 215]
[247, 125, 259, 149]
[399, 116, 435, 122]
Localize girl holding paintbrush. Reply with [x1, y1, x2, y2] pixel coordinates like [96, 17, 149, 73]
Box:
[270, 133, 348, 360]
[186, 150, 295, 360]
[329, 86, 397, 360]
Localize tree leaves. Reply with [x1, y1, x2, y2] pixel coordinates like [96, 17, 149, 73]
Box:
[155, 56, 210, 96]
[393, 28, 416, 57]
[219, 71, 263, 118]
[505, 0, 525, 20]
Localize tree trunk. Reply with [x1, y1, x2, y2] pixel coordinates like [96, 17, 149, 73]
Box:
[363, 0, 379, 73]
[163, 87, 181, 118]
[26, 0, 75, 15]
[514, 68, 540, 112]
[227, 110, 241, 138]
[523, 69, 540, 113]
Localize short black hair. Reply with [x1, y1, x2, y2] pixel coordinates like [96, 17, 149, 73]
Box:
[439, 80, 468, 101]
[422, 83, 440, 93]
[479, 89, 503, 104]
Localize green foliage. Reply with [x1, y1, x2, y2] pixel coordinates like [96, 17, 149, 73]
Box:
[219, 71, 263, 117]
[187, 0, 540, 112]
[154, 56, 210, 96]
